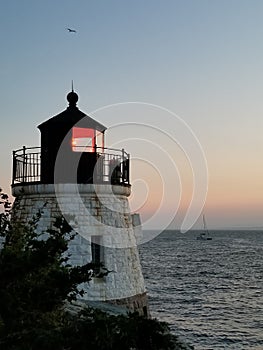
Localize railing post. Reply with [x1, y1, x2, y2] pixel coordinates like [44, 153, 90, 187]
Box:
[12, 150, 16, 185]
[94, 144, 98, 181]
[127, 154, 130, 184]
[22, 146, 26, 183]
[122, 148, 125, 183]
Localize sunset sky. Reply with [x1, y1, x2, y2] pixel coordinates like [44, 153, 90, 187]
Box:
[1, 0, 263, 230]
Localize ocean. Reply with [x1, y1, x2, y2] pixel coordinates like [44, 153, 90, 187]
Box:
[139, 230, 263, 350]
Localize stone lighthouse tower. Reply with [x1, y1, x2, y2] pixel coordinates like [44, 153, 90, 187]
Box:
[11, 89, 148, 315]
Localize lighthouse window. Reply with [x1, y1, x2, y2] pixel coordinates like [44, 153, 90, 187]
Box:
[91, 235, 103, 272]
[72, 127, 96, 152]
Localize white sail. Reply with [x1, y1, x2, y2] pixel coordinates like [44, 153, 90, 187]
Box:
[197, 214, 212, 240]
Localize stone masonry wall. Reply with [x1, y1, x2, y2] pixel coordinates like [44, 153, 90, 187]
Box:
[11, 184, 148, 313]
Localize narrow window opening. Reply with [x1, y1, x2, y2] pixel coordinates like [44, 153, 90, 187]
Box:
[91, 235, 103, 274]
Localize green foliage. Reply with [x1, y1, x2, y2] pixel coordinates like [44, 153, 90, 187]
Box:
[0, 188, 11, 233]
[0, 190, 181, 350]
[0, 192, 99, 348]
[62, 308, 176, 350]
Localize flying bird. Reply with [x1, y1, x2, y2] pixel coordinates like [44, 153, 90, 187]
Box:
[67, 28, 77, 33]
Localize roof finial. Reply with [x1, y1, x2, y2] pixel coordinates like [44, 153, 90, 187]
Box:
[67, 81, 78, 107]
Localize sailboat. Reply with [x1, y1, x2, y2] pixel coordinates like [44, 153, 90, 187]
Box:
[197, 214, 212, 240]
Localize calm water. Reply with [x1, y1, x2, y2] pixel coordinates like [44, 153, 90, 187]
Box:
[139, 230, 263, 350]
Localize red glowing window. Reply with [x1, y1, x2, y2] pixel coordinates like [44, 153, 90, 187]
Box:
[72, 127, 96, 152]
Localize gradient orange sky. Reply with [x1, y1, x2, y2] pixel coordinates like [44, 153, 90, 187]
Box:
[1, 1, 263, 229]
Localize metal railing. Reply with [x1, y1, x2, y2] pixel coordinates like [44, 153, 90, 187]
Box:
[12, 147, 41, 184]
[12, 146, 130, 185]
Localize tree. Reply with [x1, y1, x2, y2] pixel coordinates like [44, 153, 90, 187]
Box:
[0, 190, 189, 350]
[0, 190, 103, 349]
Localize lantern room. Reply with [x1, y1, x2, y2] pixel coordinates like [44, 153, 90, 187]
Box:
[12, 90, 130, 186]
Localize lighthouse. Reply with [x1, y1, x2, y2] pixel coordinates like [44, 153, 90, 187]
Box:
[11, 90, 148, 315]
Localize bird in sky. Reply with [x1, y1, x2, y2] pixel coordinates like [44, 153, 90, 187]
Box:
[67, 28, 77, 33]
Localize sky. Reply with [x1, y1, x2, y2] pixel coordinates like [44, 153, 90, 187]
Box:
[1, 0, 263, 230]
